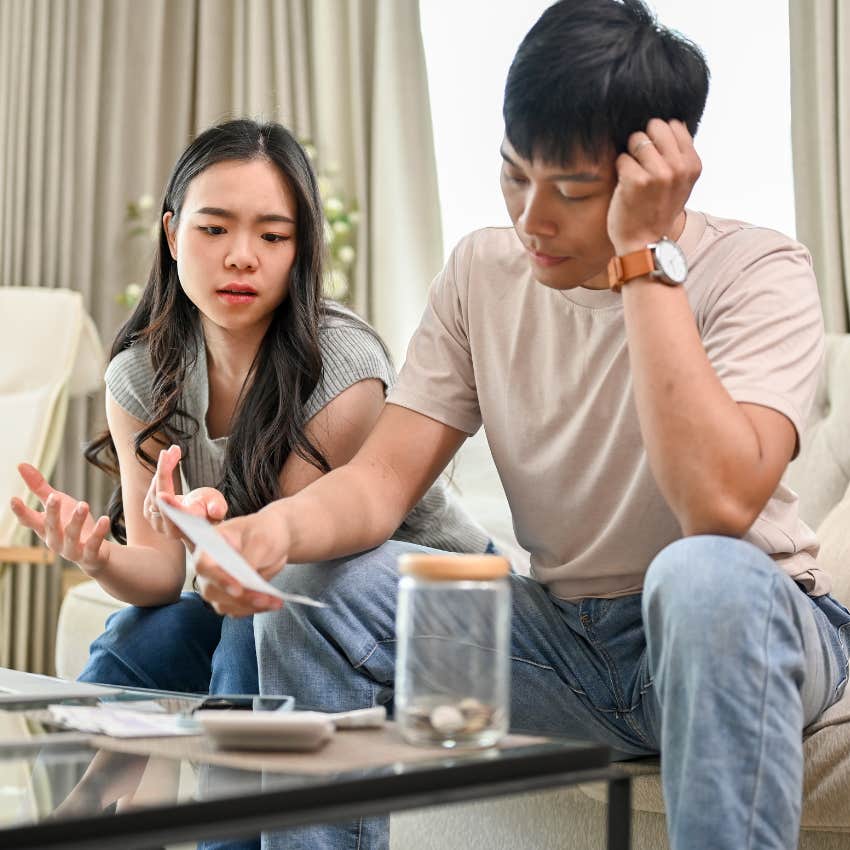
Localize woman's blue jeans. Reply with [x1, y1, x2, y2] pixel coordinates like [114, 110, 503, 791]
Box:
[78, 593, 260, 850]
[78, 592, 257, 695]
[254, 536, 850, 850]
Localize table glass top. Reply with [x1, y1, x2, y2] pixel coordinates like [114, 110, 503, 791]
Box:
[0, 694, 608, 843]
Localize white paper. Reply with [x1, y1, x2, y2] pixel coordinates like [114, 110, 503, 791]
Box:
[48, 705, 199, 738]
[157, 499, 327, 608]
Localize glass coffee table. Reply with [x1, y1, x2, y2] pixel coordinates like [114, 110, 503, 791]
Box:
[0, 699, 631, 849]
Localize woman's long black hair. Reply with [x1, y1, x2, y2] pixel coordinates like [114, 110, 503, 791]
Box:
[86, 119, 378, 543]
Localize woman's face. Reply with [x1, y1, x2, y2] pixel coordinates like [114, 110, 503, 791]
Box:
[164, 157, 298, 338]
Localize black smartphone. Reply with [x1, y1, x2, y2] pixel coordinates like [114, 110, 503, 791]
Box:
[191, 694, 294, 712]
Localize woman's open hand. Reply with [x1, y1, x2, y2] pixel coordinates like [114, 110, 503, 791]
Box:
[10, 463, 112, 576]
[144, 445, 228, 541]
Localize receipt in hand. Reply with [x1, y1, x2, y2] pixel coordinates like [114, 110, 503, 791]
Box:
[157, 498, 327, 608]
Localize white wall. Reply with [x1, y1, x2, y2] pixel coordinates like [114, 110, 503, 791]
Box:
[420, 0, 795, 260]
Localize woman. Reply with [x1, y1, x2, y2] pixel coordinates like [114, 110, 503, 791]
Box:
[11, 118, 491, 698]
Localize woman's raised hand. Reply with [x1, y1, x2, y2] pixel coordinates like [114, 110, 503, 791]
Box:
[144, 445, 228, 540]
[10, 463, 112, 576]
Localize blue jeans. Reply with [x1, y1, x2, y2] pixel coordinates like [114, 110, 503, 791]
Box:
[78, 591, 258, 695]
[254, 537, 850, 850]
[78, 592, 261, 850]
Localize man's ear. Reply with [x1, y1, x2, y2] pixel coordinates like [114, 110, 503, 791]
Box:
[163, 211, 178, 260]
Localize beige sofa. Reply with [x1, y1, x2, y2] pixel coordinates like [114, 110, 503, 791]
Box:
[57, 335, 850, 849]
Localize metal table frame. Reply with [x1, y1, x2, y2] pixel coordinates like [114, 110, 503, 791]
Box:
[4, 740, 631, 849]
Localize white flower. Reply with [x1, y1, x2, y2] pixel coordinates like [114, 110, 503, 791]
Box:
[347, 210, 360, 226]
[324, 197, 345, 218]
[332, 219, 351, 237]
[324, 221, 334, 244]
[324, 269, 349, 299]
[337, 245, 355, 266]
[125, 283, 142, 304]
[138, 194, 154, 211]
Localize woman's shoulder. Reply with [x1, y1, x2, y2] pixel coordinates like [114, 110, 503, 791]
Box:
[104, 341, 154, 420]
[301, 303, 397, 422]
[318, 303, 394, 371]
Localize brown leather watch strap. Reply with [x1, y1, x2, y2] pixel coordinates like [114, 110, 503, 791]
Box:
[607, 247, 655, 292]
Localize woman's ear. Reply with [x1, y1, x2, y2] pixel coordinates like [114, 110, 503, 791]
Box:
[163, 211, 178, 260]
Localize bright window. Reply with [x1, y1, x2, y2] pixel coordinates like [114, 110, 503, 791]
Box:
[420, 0, 795, 260]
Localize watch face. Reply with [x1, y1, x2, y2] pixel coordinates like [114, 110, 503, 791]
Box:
[654, 239, 688, 284]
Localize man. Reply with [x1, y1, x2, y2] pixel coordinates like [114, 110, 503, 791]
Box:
[183, 1, 850, 848]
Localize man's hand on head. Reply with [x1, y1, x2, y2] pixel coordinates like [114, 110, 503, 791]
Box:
[607, 118, 702, 255]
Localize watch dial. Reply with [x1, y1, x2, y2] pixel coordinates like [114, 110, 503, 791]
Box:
[656, 239, 688, 283]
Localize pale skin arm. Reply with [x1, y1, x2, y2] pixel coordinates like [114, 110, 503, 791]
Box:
[158, 378, 426, 616]
[609, 118, 797, 537]
[11, 391, 189, 605]
[173, 402, 465, 616]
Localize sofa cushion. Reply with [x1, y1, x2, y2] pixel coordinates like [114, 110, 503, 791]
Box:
[54, 580, 127, 680]
[815, 479, 850, 608]
[578, 686, 850, 831]
[786, 334, 850, 530]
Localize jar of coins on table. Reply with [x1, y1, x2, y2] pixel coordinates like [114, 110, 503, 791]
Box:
[395, 553, 511, 749]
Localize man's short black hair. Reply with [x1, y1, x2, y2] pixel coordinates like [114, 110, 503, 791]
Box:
[503, 0, 709, 164]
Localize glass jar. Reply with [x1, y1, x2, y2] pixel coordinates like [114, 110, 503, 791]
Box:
[395, 553, 511, 749]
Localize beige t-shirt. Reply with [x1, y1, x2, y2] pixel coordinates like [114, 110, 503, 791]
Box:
[387, 211, 828, 599]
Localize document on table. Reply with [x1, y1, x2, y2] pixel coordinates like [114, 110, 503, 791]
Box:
[157, 499, 327, 608]
[47, 704, 200, 738]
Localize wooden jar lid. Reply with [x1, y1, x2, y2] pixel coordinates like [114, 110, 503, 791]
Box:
[398, 553, 510, 581]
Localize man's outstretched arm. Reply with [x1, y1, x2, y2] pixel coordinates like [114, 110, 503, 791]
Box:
[188, 403, 467, 615]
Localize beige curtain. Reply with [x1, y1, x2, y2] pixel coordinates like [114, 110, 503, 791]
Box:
[789, 0, 850, 332]
[0, 0, 442, 672]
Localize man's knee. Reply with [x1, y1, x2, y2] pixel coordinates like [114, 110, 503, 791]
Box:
[643, 535, 782, 625]
[256, 541, 413, 646]
[271, 540, 415, 602]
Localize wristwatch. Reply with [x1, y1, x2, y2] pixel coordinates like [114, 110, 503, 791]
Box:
[607, 237, 688, 292]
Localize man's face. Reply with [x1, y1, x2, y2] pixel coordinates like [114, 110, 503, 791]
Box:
[499, 138, 618, 290]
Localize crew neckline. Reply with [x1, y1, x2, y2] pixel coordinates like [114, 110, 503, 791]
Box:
[557, 209, 707, 310]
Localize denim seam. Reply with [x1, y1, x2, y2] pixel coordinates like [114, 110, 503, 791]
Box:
[509, 654, 589, 697]
[355, 817, 362, 850]
[577, 608, 651, 746]
[354, 638, 396, 670]
[834, 623, 850, 698]
[95, 648, 161, 691]
[745, 573, 778, 850]
[578, 611, 629, 711]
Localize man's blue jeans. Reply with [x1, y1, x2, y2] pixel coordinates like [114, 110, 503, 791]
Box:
[255, 536, 850, 850]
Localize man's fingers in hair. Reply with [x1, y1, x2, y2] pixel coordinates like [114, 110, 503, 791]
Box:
[669, 119, 702, 178]
[615, 151, 649, 187]
[645, 118, 680, 159]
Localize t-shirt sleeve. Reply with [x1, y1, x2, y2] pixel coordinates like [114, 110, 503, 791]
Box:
[104, 345, 155, 423]
[697, 230, 824, 449]
[387, 236, 482, 435]
[303, 323, 397, 422]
